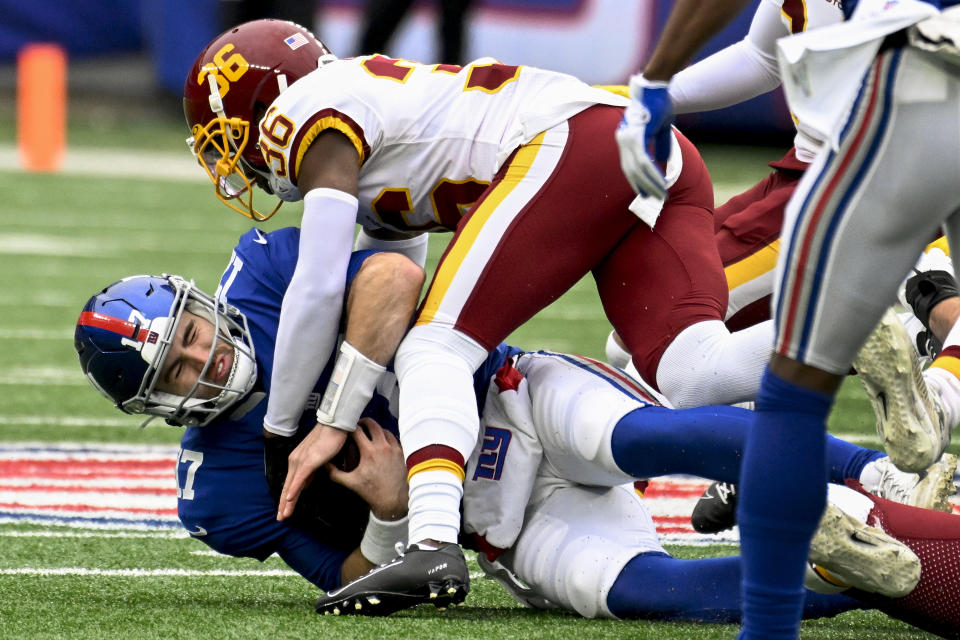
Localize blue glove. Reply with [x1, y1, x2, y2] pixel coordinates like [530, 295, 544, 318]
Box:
[616, 74, 674, 200]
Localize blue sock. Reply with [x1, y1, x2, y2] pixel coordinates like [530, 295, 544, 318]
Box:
[828, 436, 884, 482]
[610, 405, 882, 484]
[737, 368, 831, 640]
[611, 405, 751, 482]
[607, 552, 861, 622]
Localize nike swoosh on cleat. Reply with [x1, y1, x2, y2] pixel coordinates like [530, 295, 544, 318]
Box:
[253, 229, 268, 245]
[185, 525, 207, 537]
[324, 558, 405, 597]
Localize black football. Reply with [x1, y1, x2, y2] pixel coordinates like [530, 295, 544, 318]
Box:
[330, 435, 360, 472]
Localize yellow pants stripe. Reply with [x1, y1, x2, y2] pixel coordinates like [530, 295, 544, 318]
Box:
[417, 131, 546, 326]
[724, 240, 781, 291]
[931, 354, 960, 380]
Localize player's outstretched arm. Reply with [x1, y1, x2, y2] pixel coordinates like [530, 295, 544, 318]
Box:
[617, 0, 754, 199]
[643, 0, 755, 82]
[278, 250, 425, 521]
[263, 130, 362, 441]
[669, 0, 786, 114]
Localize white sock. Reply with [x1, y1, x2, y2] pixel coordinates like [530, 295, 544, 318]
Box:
[394, 325, 488, 545]
[925, 367, 960, 434]
[407, 470, 463, 545]
[857, 459, 885, 494]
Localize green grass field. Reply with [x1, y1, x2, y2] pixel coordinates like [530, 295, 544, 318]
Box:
[0, 114, 952, 639]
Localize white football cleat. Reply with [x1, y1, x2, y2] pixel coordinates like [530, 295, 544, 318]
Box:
[869, 454, 958, 513]
[853, 308, 950, 473]
[808, 502, 921, 598]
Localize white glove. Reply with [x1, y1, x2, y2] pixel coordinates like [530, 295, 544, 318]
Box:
[615, 74, 674, 201]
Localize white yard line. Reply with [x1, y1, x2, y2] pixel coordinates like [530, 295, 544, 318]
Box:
[0, 568, 299, 577]
[0, 530, 187, 539]
[0, 416, 143, 428]
[0, 144, 204, 182]
[0, 329, 72, 339]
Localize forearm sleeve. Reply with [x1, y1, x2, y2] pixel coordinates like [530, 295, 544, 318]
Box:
[669, 0, 785, 114]
[263, 188, 359, 437]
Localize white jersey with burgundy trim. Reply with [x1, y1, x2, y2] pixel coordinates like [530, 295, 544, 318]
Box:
[769, 0, 846, 161]
[772, 0, 844, 36]
[259, 55, 627, 233]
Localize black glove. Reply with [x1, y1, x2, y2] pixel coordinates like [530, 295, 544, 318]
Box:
[904, 269, 959, 329]
[916, 329, 945, 360]
[263, 431, 369, 551]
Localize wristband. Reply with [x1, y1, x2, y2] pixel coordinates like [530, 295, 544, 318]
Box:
[628, 73, 670, 98]
[359, 511, 409, 565]
[317, 340, 386, 432]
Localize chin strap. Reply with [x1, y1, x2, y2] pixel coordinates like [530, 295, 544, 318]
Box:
[206, 73, 225, 116]
[229, 391, 266, 420]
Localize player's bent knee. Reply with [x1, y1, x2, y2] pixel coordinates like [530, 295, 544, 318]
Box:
[395, 325, 488, 458]
[354, 252, 425, 303]
[656, 320, 771, 409]
[396, 324, 488, 372]
[509, 484, 664, 618]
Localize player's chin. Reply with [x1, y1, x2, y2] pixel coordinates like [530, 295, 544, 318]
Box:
[253, 172, 272, 193]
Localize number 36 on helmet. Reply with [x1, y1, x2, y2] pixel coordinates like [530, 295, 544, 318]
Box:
[182, 19, 332, 221]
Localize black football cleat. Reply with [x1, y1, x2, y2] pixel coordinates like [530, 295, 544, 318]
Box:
[691, 481, 738, 534]
[316, 542, 469, 617]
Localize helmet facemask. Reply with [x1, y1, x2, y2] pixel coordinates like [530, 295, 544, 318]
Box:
[186, 73, 282, 222]
[126, 275, 257, 427]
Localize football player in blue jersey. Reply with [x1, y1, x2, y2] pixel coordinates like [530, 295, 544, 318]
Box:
[74, 227, 431, 588]
[74, 227, 960, 636]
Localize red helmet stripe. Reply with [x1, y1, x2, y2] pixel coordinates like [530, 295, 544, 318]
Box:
[78, 311, 153, 343]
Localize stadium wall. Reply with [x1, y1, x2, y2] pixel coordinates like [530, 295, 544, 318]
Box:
[0, 0, 788, 139]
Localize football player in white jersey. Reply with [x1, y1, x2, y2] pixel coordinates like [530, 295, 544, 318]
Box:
[617, 0, 960, 637]
[608, 0, 960, 427]
[183, 18, 779, 608]
[608, 0, 844, 359]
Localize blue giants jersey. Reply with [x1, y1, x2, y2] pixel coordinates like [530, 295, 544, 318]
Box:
[176, 227, 380, 590]
[175, 227, 518, 591]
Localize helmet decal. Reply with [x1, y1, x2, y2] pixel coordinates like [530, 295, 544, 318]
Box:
[76, 311, 160, 350]
[197, 44, 249, 101]
[284, 33, 310, 50]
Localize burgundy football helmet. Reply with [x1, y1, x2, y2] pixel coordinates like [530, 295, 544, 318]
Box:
[183, 19, 331, 220]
